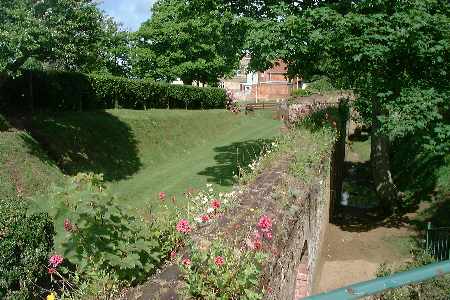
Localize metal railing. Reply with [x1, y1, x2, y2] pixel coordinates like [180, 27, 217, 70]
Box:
[427, 222, 450, 261]
[303, 260, 450, 300]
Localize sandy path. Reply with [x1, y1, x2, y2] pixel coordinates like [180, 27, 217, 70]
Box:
[314, 223, 412, 293]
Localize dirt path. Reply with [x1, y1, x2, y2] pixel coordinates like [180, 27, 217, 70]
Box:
[314, 221, 412, 293]
[313, 137, 415, 294]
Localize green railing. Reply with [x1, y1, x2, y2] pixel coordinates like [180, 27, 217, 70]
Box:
[427, 222, 450, 261]
[303, 260, 450, 300]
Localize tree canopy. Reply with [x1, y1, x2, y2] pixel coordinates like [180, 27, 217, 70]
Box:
[132, 0, 247, 84]
[241, 0, 450, 211]
[0, 0, 129, 76]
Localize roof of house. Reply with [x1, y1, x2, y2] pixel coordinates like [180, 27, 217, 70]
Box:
[264, 60, 288, 74]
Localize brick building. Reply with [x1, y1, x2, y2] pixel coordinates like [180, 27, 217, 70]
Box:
[221, 56, 302, 101]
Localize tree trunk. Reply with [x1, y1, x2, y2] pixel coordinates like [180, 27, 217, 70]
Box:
[0, 73, 8, 107]
[371, 103, 398, 215]
[28, 71, 34, 112]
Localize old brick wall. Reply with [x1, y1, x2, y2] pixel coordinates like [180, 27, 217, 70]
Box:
[264, 158, 331, 300]
[248, 83, 292, 100]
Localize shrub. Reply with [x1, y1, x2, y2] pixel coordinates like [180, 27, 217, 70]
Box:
[174, 188, 271, 300]
[291, 77, 335, 97]
[179, 239, 266, 300]
[306, 77, 335, 93]
[3, 71, 227, 112]
[34, 173, 179, 285]
[0, 196, 55, 300]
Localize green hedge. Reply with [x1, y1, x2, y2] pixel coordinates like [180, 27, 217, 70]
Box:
[0, 197, 55, 299]
[3, 71, 227, 111]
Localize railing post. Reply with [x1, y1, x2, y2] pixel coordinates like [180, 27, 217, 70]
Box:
[426, 222, 432, 252]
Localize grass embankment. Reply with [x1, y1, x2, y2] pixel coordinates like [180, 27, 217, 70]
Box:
[0, 131, 64, 199]
[28, 109, 281, 210]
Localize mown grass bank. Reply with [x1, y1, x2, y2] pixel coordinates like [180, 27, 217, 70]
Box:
[0, 131, 64, 199]
[27, 109, 281, 210]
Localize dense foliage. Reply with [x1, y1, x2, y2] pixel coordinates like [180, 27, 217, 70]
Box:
[239, 0, 450, 212]
[35, 173, 178, 284]
[30, 173, 180, 298]
[291, 77, 335, 97]
[132, 0, 247, 84]
[0, 0, 128, 76]
[3, 71, 227, 111]
[180, 239, 266, 299]
[0, 197, 55, 299]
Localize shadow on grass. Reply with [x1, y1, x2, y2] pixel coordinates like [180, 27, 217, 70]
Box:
[333, 206, 411, 232]
[198, 139, 274, 187]
[22, 111, 142, 181]
[18, 132, 61, 169]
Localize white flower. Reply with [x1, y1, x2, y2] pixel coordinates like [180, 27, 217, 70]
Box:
[208, 188, 213, 192]
[206, 183, 212, 188]
[195, 217, 203, 223]
[207, 207, 214, 214]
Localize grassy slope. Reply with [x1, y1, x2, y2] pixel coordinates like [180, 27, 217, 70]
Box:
[30, 109, 281, 209]
[0, 131, 63, 199]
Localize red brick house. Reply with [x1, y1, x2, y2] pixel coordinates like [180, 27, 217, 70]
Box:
[221, 57, 302, 101]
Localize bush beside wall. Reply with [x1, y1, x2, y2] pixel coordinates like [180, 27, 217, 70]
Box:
[2, 71, 227, 112]
[0, 197, 55, 299]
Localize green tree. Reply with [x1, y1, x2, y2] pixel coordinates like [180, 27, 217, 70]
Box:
[0, 0, 128, 78]
[95, 17, 132, 77]
[242, 0, 450, 213]
[132, 0, 247, 84]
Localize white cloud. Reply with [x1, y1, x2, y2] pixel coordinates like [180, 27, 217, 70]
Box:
[99, 0, 155, 31]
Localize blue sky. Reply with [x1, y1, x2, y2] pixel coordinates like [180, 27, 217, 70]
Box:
[98, 0, 155, 31]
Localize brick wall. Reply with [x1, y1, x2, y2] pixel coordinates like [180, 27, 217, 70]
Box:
[264, 159, 331, 300]
[249, 83, 293, 100]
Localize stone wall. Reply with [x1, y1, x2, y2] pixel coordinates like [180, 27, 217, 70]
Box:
[264, 158, 331, 300]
